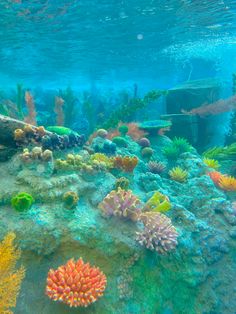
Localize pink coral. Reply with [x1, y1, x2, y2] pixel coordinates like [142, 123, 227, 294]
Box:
[136, 212, 178, 254]
[98, 187, 142, 221]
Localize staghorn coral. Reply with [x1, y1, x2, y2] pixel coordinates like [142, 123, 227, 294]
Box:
[218, 175, 236, 192]
[46, 258, 107, 307]
[203, 157, 220, 170]
[136, 212, 178, 254]
[148, 161, 166, 174]
[143, 191, 171, 213]
[24, 91, 37, 125]
[169, 167, 188, 183]
[0, 233, 25, 314]
[111, 156, 138, 173]
[98, 187, 142, 221]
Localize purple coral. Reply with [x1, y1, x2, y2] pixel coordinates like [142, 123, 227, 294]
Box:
[148, 161, 166, 174]
[98, 188, 142, 221]
[138, 137, 150, 148]
[136, 212, 178, 254]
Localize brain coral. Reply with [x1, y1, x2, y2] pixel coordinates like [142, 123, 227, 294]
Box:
[46, 258, 107, 307]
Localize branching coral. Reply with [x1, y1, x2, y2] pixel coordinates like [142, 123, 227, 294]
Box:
[183, 94, 236, 117]
[54, 96, 65, 126]
[169, 167, 188, 183]
[136, 212, 178, 254]
[0, 233, 25, 314]
[203, 158, 220, 169]
[98, 187, 142, 221]
[46, 258, 107, 307]
[24, 91, 37, 125]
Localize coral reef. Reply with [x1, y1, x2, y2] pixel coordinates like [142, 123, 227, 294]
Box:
[0, 233, 25, 314]
[136, 212, 178, 254]
[46, 258, 107, 307]
[99, 188, 142, 221]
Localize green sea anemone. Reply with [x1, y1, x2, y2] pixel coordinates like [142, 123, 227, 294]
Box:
[203, 157, 220, 169]
[169, 167, 188, 183]
[172, 137, 192, 153]
[162, 145, 180, 160]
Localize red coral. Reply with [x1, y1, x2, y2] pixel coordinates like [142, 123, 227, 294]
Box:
[207, 171, 223, 187]
[46, 258, 107, 307]
[183, 94, 236, 117]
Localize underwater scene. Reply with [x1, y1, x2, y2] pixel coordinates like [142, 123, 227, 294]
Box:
[1, 1, 236, 314]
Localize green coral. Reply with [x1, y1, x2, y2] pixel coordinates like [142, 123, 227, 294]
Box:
[101, 90, 167, 129]
[162, 145, 180, 160]
[172, 137, 192, 153]
[112, 136, 128, 148]
[11, 192, 34, 212]
[46, 126, 77, 136]
[118, 125, 129, 136]
[202, 144, 236, 160]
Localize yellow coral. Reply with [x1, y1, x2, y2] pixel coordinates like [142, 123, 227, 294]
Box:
[0, 233, 25, 314]
[203, 158, 220, 170]
[169, 167, 188, 183]
[144, 191, 171, 213]
[90, 153, 113, 168]
[218, 175, 236, 191]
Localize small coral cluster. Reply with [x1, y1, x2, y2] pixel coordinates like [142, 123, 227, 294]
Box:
[111, 156, 138, 173]
[169, 166, 188, 183]
[11, 192, 34, 212]
[46, 258, 107, 307]
[14, 124, 85, 150]
[20, 146, 53, 163]
[99, 187, 142, 221]
[136, 212, 178, 254]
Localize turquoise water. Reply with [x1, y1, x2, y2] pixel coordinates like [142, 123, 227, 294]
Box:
[0, 1, 236, 314]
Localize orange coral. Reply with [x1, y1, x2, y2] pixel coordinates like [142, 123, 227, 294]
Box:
[218, 175, 236, 191]
[0, 233, 25, 314]
[46, 258, 107, 308]
[54, 96, 65, 126]
[112, 156, 138, 173]
[24, 91, 37, 125]
[207, 171, 223, 187]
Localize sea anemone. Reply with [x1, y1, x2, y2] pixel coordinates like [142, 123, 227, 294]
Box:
[162, 145, 180, 160]
[148, 161, 166, 174]
[46, 258, 107, 307]
[172, 137, 192, 153]
[169, 167, 188, 183]
[218, 175, 236, 191]
[136, 212, 178, 254]
[203, 158, 220, 170]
